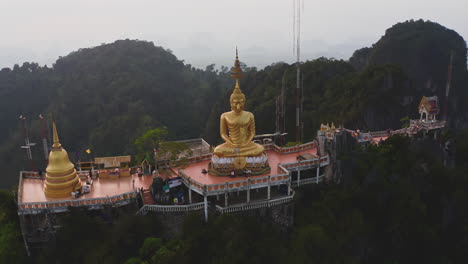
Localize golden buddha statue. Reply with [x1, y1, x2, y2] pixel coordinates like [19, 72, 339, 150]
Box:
[213, 50, 264, 159]
[44, 121, 82, 198]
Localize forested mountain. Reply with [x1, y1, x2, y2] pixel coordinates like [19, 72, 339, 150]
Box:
[0, 20, 467, 189]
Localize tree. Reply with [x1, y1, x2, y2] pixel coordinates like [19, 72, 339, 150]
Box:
[156, 141, 192, 168]
[134, 127, 168, 164]
[0, 190, 26, 263]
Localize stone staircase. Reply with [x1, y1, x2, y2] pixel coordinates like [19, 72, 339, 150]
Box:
[142, 189, 155, 205]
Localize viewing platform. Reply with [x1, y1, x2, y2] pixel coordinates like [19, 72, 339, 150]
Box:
[140, 141, 329, 220]
[17, 171, 153, 215]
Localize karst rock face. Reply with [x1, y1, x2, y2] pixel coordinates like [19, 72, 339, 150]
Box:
[350, 19, 468, 130]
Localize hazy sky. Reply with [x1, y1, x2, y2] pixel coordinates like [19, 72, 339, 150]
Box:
[0, 0, 466, 69]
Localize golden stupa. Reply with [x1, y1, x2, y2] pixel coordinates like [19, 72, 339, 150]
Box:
[44, 121, 82, 198]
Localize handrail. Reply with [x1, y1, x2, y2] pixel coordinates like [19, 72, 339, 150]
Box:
[18, 191, 137, 212]
[291, 175, 325, 187]
[178, 154, 330, 196]
[21, 171, 43, 179]
[370, 131, 391, 137]
[216, 192, 295, 214]
[17, 171, 24, 205]
[137, 202, 205, 215]
[272, 141, 317, 154]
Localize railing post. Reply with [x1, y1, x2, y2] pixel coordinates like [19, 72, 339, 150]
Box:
[297, 161, 301, 187]
[225, 182, 229, 207]
[188, 188, 192, 204]
[267, 176, 271, 200]
[316, 165, 320, 184]
[247, 179, 250, 203]
[188, 178, 192, 204]
[287, 177, 291, 196]
[204, 194, 208, 222]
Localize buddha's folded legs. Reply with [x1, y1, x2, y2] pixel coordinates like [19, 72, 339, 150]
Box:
[213, 142, 264, 157]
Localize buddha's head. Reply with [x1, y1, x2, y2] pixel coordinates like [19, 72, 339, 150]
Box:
[230, 81, 245, 114]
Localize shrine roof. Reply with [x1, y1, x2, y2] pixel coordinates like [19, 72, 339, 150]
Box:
[419, 96, 439, 114]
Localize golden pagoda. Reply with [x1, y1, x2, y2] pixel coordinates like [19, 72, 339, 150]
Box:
[44, 121, 82, 198]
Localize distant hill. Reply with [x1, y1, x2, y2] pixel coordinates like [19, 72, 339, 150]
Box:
[1, 20, 467, 188]
[350, 19, 468, 127]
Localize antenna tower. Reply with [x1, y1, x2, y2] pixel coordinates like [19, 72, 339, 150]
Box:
[275, 71, 287, 145]
[19, 115, 36, 171]
[444, 50, 454, 121]
[293, 0, 303, 142]
[39, 114, 49, 164]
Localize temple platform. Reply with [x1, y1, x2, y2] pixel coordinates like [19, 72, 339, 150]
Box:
[137, 142, 329, 217]
[18, 172, 153, 214]
[179, 148, 318, 186]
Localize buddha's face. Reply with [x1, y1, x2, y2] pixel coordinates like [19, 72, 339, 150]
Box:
[230, 97, 245, 113]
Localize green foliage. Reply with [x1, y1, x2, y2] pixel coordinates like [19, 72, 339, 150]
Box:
[400, 116, 410, 128]
[157, 141, 192, 167]
[455, 130, 468, 169]
[0, 190, 27, 263]
[123, 257, 145, 264]
[284, 141, 302, 147]
[150, 246, 176, 264]
[139, 237, 163, 260]
[38, 211, 163, 264]
[134, 127, 169, 164]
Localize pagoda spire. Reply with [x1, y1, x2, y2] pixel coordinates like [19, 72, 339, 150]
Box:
[52, 121, 62, 149]
[230, 47, 243, 81]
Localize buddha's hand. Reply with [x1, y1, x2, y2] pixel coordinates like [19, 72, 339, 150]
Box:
[232, 142, 245, 148]
[224, 138, 234, 145]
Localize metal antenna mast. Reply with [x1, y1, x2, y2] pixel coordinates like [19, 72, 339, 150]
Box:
[275, 71, 287, 145]
[19, 115, 36, 171]
[293, 0, 303, 142]
[444, 50, 454, 121]
[39, 114, 49, 164]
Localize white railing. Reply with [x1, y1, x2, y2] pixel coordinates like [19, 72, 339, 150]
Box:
[370, 131, 391, 137]
[216, 192, 295, 214]
[291, 175, 325, 187]
[21, 171, 42, 179]
[179, 154, 330, 196]
[137, 202, 205, 215]
[279, 155, 330, 171]
[391, 120, 446, 136]
[181, 171, 291, 196]
[276, 141, 317, 154]
[17, 171, 24, 206]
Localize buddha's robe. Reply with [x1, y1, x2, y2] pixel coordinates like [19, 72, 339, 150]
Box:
[213, 110, 264, 157]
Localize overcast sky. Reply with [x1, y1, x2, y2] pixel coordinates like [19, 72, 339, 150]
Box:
[0, 0, 466, 70]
